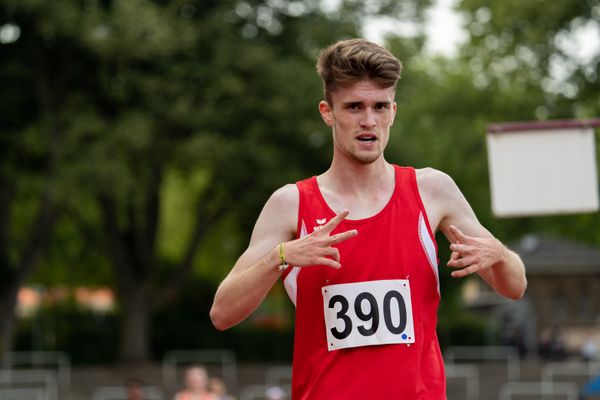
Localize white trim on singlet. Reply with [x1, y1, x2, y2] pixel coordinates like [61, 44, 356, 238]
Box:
[283, 219, 307, 307]
[418, 211, 440, 295]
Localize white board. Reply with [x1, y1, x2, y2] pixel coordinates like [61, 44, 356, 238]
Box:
[486, 120, 600, 217]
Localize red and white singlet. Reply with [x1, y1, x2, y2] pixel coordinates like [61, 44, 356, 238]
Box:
[281, 165, 445, 399]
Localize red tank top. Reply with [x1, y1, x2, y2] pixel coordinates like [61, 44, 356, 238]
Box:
[282, 165, 445, 399]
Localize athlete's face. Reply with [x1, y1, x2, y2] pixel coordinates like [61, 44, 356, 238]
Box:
[185, 367, 208, 391]
[319, 79, 397, 164]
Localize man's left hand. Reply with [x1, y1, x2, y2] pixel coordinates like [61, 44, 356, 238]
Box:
[446, 225, 505, 278]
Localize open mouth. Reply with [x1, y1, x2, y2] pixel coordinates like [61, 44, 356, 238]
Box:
[356, 134, 377, 142]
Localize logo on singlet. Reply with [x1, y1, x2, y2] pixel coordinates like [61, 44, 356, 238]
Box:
[314, 218, 327, 231]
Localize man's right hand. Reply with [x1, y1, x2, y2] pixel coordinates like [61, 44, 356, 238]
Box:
[283, 209, 358, 269]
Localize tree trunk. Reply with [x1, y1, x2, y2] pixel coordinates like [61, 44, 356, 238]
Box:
[0, 184, 57, 364]
[99, 174, 226, 363]
[119, 282, 150, 363]
[99, 192, 154, 363]
[0, 283, 19, 366]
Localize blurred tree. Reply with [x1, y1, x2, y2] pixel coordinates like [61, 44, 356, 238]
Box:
[0, 0, 432, 363]
[7, 0, 596, 364]
[382, 0, 599, 343]
[386, 0, 599, 239]
[0, 185, 59, 363]
[455, 0, 600, 245]
[0, 2, 64, 362]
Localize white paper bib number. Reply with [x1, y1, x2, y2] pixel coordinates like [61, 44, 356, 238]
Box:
[322, 279, 415, 351]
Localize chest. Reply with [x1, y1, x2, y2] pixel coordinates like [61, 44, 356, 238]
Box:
[319, 189, 394, 220]
[292, 170, 440, 305]
[301, 216, 429, 285]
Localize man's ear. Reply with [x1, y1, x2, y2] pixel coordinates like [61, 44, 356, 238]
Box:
[390, 101, 397, 126]
[318, 100, 334, 127]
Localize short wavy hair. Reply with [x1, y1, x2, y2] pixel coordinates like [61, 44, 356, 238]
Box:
[316, 38, 403, 104]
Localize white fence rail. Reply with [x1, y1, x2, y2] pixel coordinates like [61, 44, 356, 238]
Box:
[445, 363, 480, 400]
[498, 381, 578, 400]
[3, 352, 70, 389]
[444, 346, 521, 381]
[0, 370, 58, 400]
[541, 361, 600, 383]
[0, 387, 46, 400]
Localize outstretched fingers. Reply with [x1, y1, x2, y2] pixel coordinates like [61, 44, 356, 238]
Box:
[329, 229, 358, 245]
[320, 210, 358, 245]
[449, 225, 471, 244]
[449, 251, 461, 262]
[319, 257, 341, 269]
[449, 243, 471, 255]
[447, 255, 474, 268]
[321, 209, 350, 233]
[293, 209, 357, 269]
[451, 263, 479, 278]
[448, 226, 475, 262]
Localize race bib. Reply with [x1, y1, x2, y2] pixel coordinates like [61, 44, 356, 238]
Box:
[322, 279, 415, 351]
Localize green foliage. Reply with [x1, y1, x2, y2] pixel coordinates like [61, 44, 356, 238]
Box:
[152, 276, 293, 361]
[14, 302, 120, 364]
[2, 0, 599, 361]
[452, 0, 600, 246]
[437, 308, 488, 349]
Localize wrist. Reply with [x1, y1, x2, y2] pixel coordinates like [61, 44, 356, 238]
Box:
[492, 238, 509, 270]
[267, 243, 288, 274]
[276, 242, 290, 272]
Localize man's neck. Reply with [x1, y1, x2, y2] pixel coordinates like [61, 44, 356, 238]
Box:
[319, 156, 394, 196]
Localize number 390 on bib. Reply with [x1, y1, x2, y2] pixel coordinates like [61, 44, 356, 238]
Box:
[322, 279, 415, 351]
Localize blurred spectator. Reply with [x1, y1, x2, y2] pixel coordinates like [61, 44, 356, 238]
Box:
[264, 386, 286, 400]
[126, 378, 144, 400]
[210, 376, 235, 400]
[173, 365, 217, 400]
[581, 332, 598, 362]
[580, 373, 600, 399]
[502, 322, 527, 358]
[539, 327, 567, 360]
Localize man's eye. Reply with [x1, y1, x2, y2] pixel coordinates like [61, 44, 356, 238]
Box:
[347, 103, 361, 110]
[375, 103, 389, 110]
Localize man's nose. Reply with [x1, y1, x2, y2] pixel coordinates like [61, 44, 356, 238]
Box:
[360, 109, 377, 128]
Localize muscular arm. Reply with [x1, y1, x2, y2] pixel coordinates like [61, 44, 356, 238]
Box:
[417, 168, 526, 300]
[210, 185, 298, 331]
[210, 184, 358, 330]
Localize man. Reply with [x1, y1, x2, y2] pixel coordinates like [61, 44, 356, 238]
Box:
[210, 38, 526, 398]
[125, 379, 144, 400]
[173, 365, 217, 400]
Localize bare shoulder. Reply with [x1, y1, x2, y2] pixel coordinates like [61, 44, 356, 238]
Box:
[415, 168, 463, 232]
[415, 167, 452, 184]
[269, 183, 299, 204]
[249, 183, 299, 244]
[233, 183, 299, 272]
[260, 183, 299, 224]
[415, 167, 458, 198]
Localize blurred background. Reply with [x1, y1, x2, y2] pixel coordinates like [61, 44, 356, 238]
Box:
[1, 0, 599, 399]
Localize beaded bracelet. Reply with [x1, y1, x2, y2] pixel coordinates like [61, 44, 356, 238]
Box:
[277, 243, 289, 272]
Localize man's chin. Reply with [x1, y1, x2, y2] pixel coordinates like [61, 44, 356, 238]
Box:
[352, 153, 381, 164]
